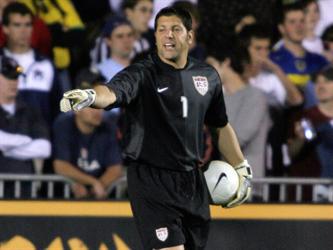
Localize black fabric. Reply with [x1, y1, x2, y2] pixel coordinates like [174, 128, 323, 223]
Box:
[127, 163, 210, 250]
[106, 52, 228, 171]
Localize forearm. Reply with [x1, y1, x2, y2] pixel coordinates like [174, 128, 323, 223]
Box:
[273, 67, 303, 106]
[3, 139, 51, 160]
[217, 123, 245, 166]
[0, 130, 32, 151]
[92, 85, 117, 109]
[54, 159, 98, 185]
[99, 165, 123, 188]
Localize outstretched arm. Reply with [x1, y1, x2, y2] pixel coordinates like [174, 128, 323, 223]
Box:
[60, 85, 116, 112]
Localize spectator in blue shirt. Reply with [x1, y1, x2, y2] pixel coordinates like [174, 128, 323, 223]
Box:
[53, 69, 123, 199]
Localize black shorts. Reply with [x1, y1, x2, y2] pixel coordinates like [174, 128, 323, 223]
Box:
[127, 163, 211, 250]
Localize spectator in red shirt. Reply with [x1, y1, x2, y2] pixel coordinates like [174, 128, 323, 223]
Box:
[0, 0, 51, 56]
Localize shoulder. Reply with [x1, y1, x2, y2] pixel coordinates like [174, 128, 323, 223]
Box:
[189, 57, 219, 77]
[270, 47, 289, 61]
[306, 51, 328, 64]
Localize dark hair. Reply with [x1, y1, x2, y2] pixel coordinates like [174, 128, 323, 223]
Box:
[172, 1, 200, 23]
[154, 7, 192, 31]
[229, 46, 251, 74]
[121, 0, 153, 11]
[312, 65, 333, 82]
[238, 24, 272, 50]
[206, 34, 250, 74]
[277, 2, 304, 24]
[321, 25, 333, 50]
[2, 2, 33, 26]
[300, 0, 318, 9]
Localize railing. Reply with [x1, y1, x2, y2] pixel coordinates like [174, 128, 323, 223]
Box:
[0, 174, 332, 202]
[250, 177, 333, 203]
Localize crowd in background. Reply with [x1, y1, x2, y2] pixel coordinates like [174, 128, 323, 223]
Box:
[0, 0, 332, 201]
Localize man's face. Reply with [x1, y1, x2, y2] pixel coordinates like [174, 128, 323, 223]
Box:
[304, 2, 320, 31]
[155, 15, 193, 63]
[106, 24, 134, 59]
[315, 75, 333, 103]
[126, 0, 153, 34]
[0, 74, 19, 102]
[3, 13, 32, 48]
[76, 107, 104, 128]
[248, 37, 270, 65]
[279, 10, 305, 44]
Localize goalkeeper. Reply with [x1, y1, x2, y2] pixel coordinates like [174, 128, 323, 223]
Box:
[60, 6, 252, 250]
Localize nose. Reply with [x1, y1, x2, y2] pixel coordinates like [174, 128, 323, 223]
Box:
[166, 29, 173, 38]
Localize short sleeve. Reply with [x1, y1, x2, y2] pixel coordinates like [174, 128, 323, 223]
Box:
[105, 63, 144, 109]
[205, 72, 228, 127]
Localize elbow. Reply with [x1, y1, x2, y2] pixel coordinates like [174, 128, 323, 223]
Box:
[38, 140, 52, 158]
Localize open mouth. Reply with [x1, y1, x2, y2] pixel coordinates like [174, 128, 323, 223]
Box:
[164, 43, 176, 50]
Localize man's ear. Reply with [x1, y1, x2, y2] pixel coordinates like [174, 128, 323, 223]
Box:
[2, 25, 9, 36]
[188, 30, 194, 44]
[278, 24, 285, 36]
[105, 36, 113, 48]
[124, 8, 132, 20]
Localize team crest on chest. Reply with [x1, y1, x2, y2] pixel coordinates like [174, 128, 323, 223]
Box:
[155, 227, 168, 241]
[192, 76, 209, 96]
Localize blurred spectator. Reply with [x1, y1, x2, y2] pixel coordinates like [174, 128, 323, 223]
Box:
[1, 2, 61, 126]
[96, 16, 134, 81]
[238, 24, 303, 180]
[0, 56, 51, 198]
[271, 2, 328, 108]
[321, 24, 333, 62]
[53, 69, 123, 199]
[207, 47, 270, 199]
[288, 65, 333, 201]
[90, 0, 155, 66]
[0, 0, 51, 57]
[302, 0, 323, 54]
[19, 0, 85, 91]
[172, 1, 206, 61]
[239, 24, 303, 107]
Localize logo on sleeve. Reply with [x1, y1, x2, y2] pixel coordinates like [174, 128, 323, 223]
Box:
[192, 76, 208, 96]
[155, 227, 168, 241]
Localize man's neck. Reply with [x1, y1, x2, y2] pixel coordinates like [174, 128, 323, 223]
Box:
[7, 44, 31, 54]
[319, 100, 333, 118]
[158, 53, 187, 69]
[284, 39, 305, 57]
[111, 55, 131, 67]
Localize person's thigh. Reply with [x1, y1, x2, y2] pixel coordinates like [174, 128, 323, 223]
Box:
[127, 164, 211, 250]
[127, 164, 186, 249]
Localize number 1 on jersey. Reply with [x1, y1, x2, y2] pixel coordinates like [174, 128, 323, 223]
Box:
[181, 96, 188, 118]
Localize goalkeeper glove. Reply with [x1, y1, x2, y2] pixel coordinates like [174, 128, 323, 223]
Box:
[225, 160, 253, 208]
[60, 89, 96, 112]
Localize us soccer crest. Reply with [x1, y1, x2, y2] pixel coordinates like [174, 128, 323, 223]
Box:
[192, 76, 209, 96]
[156, 227, 168, 242]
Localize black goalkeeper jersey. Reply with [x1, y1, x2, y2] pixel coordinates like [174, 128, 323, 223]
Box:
[106, 53, 228, 171]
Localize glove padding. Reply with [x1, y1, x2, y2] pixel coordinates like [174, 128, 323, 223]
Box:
[60, 89, 96, 112]
[225, 160, 253, 208]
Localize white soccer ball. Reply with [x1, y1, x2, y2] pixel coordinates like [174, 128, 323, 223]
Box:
[204, 160, 240, 205]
